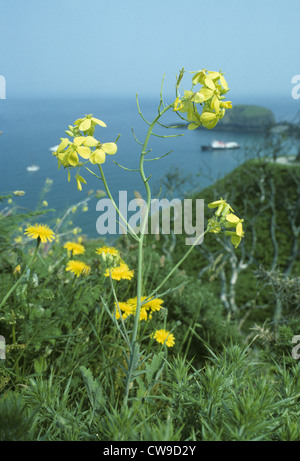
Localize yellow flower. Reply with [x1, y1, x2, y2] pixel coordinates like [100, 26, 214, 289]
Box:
[74, 114, 107, 132]
[13, 190, 25, 196]
[208, 198, 245, 248]
[151, 329, 175, 347]
[96, 246, 119, 257]
[42, 201, 48, 207]
[175, 69, 231, 130]
[66, 260, 91, 277]
[143, 297, 164, 312]
[208, 198, 233, 216]
[115, 301, 134, 320]
[24, 224, 55, 243]
[75, 174, 87, 191]
[220, 101, 232, 109]
[14, 236, 23, 244]
[104, 263, 134, 281]
[63, 241, 85, 255]
[89, 142, 117, 165]
[13, 264, 21, 275]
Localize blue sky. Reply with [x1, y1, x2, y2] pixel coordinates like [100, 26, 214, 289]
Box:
[1, 0, 300, 99]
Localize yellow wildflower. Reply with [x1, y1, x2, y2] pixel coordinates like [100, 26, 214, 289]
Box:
[63, 241, 85, 255]
[24, 224, 55, 243]
[66, 260, 91, 277]
[151, 329, 175, 347]
[115, 301, 134, 320]
[13, 265, 21, 275]
[104, 263, 134, 281]
[96, 246, 119, 257]
[74, 114, 107, 132]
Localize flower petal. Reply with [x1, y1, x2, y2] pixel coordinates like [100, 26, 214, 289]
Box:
[76, 146, 91, 159]
[91, 117, 107, 127]
[102, 142, 117, 155]
[79, 119, 92, 131]
[84, 136, 99, 147]
[89, 148, 106, 164]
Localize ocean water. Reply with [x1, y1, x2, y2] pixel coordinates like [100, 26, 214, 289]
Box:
[0, 95, 299, 239]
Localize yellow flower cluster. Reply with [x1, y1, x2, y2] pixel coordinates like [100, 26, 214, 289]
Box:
[96, 245, 120, 258]
[52, 114, 118, 191]
[62, 240, 91, 277]
[115, 296, 164, 322]
[207, 199, 245, 248]
[174, 69, 232, 130]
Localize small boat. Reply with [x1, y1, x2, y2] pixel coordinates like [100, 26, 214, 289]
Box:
[201, 140, 240, 151]
[49, 145, 59, 152]
[26, 165, 40, 172]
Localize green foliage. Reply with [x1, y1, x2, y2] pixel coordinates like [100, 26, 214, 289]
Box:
[1, 152, 300, 441]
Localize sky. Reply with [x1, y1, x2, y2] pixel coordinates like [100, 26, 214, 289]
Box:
[0, 0, 300, 100]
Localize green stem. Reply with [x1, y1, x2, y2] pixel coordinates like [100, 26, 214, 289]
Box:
[98, 165, 139, 241]
[0, 241, 39, 309]
[123, 102, 174, 406]
[148, 228, 210, 299]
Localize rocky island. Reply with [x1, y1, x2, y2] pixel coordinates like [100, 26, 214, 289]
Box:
[217, 104, 276, 132]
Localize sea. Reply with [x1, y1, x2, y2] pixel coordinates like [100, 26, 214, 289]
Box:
[0, 94, 299, 240]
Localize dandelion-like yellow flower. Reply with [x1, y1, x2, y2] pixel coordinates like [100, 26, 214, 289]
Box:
[115, 301, 134, 320]
[144, 297, 164, 312]
[65, 260, 91, 277]
[151, 329, 175, 347]
[96, 246, 119, 257]
[24, 224, 55, 243]
[64, 241, 85, 255]
[104, 263, 134, 281]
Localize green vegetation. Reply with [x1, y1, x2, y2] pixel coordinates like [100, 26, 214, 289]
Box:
[1, 154, 300, 441]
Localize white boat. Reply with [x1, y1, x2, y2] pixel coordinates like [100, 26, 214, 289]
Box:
[26, 165, 40, 172]
[201, 140, 240, 151]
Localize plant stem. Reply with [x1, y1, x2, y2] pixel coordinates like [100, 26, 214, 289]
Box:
[98, 165, 139, 241]
[0, 241, 39, 309]
[148, 228, 210, 299]
[123, 102, 174, 406]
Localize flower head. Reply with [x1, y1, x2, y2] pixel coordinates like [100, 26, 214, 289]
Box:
[151, 329, 175, 347]
[115, 301, 134, 320]
[24, 224, 55, 243]
[104, 263, 134, 281]
[13, 264, 21, 275]
[96, 246, 119, 257]
[66, 260, 91, 277]
[207, 198, 245, 248]
[64, 241, 85, 255]
[174, 69, 231, 130]
[74, 114, 107, 132]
